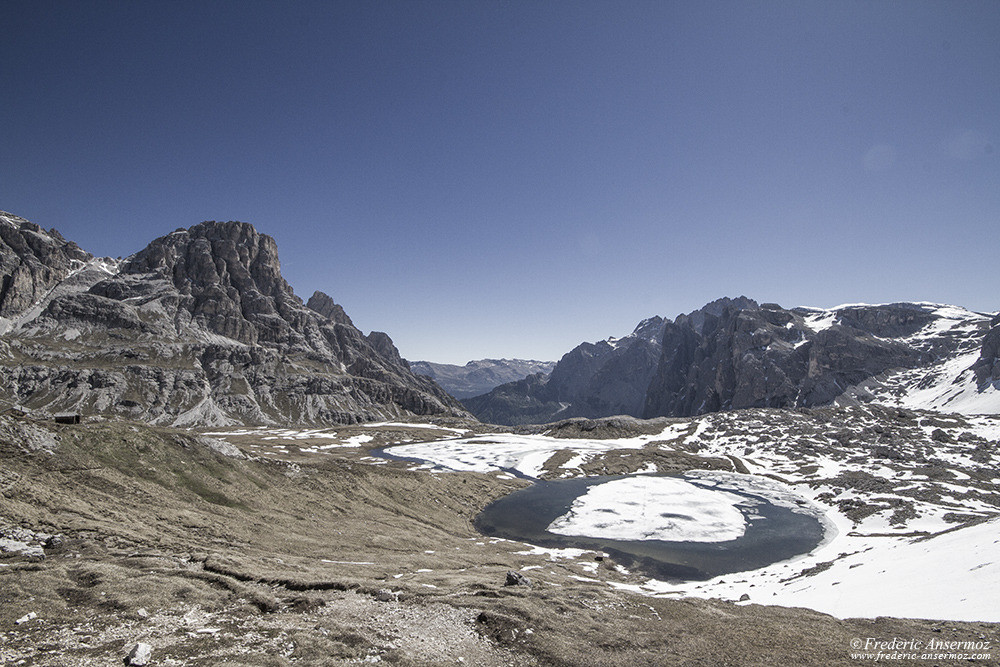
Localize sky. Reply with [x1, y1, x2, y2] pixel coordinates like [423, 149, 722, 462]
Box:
[1, 1, 998, 364]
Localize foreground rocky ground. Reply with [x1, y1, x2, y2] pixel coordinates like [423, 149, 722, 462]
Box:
[1, 414, 997, 665]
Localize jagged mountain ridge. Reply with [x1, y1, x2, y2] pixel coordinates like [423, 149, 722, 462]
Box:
[465, 297, 1000, 425]
[0, 211, 468, 426]
[0, 212, 93, 319]
[408, 359, 556, 399]
[462, 315, 668, 425]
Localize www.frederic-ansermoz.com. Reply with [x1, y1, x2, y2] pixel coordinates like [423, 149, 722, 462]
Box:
[849, 637, 991, 662]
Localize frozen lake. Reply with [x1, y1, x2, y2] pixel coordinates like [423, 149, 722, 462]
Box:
[474, 473, 828, 581]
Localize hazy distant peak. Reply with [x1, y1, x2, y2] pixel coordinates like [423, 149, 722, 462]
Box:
[409, 358, 557, 399]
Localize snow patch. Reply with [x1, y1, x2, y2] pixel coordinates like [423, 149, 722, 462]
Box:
[547, 476, 747, 542]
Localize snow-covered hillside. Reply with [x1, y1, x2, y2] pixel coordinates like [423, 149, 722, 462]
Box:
[380, 406, 1000, 622]
[816, 302, 1000, 415]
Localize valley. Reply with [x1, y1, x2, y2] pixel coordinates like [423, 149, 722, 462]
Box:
[2, 210, 998, 665]
[2, 412, 998, 665]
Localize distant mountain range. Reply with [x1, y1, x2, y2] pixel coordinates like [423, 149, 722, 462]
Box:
[408, 359, 555, 399]
[0, 210, 468, 426]
[464, 297, 1000, 425]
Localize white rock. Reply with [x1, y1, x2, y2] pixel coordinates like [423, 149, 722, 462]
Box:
[0, 538, 45, 559]
[125, 642, 152, 666]
[15, 611, 37, 625]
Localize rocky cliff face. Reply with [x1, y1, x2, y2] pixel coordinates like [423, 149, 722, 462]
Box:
[972, 314, 1000, 388]
[409, 359, 557, 399]
[465, 298, 997, 425]
[306, 290, 355, 328]
[0, 214, 468, 426]
[0, 212, 91, 318]
[642, 300, 931, 418]
[462, 317, 665, 425]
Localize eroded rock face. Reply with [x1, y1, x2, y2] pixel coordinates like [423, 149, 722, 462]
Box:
[972, 314, 1000, 387]
[463, 317, 665, 426]
[466, 298, 994, 425]
[0, 215, 468, 426]
[0, 212, 90, 317]
[642, 301, 928, 418]
[306, 290, 355, 328]
[115, 221, 308, 346]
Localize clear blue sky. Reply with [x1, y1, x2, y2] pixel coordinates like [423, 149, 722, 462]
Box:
[2, 1, 997, 364]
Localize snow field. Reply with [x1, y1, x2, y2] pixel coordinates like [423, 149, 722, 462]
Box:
[387, 431, 667, 478]
[547, 476, 748, 542]
[389, 408, 1000, 621]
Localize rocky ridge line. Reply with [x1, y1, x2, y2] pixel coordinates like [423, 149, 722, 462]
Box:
[465, 298, 998, 425]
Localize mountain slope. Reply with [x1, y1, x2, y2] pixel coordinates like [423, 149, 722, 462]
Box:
[0, 212, 92, 319]
[462, 316, 666, 425]
[465, 297, 999, 425]
[644, 300, 938, 417]
[409, 359, 556, 399]
[0, 212, 468, 426]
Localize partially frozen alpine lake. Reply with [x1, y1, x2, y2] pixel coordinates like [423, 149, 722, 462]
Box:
[474, 472, 827, 580]
[376, 432, 831, 581]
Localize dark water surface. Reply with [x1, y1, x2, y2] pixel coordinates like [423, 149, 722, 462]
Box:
[474, 474, 827, 581]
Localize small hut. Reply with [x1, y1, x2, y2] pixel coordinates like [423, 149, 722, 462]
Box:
[54, 413, 82, 425]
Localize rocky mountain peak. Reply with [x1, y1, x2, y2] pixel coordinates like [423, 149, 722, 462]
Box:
[306, 290, 355, 327]
[465, 299, 998, 425]
[366, 331, 409, 369]
[97, 221, 306, 346]
[464, 315, 667, 424]
[677, 296, 758, 334]
[629, 316, 666, 342]
[0, 211, 469, 426]
[125, 221, 288, 296]
[0, 212, 91, 317]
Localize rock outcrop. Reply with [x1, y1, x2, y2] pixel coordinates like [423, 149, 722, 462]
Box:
[0, 211, 90, 318]
[306, 290, 355, 327]
[972, 314, 1000, 388]
[642, 300, 930, 417]
[0, 213, 468, 426]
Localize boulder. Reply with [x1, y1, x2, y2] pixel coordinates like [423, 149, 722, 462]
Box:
[125, 642, 152, 666]
[504, 570, 532, 587]
[0, 538, 45, 559]
[374, 588, 398, 602]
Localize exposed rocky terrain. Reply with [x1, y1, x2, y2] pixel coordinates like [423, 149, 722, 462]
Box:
[0, 211, 468, 427]
[409, 359, 556, 399]
[466, 297, 999, 425]
[973, 314, 1000, 388]
[463, 317, 666, 425]
[0, 212, 91, 318]
[3, 413, 997, 666]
